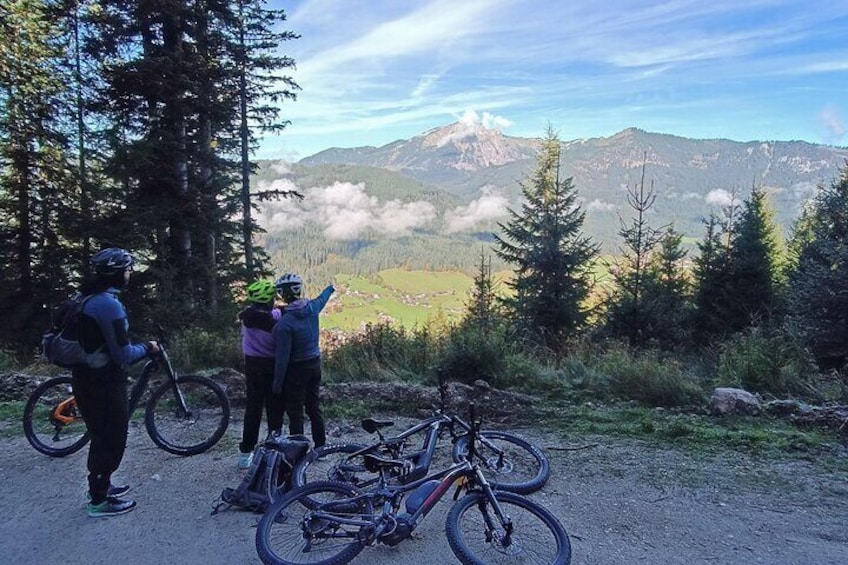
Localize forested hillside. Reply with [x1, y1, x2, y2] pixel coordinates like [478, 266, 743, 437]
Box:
[255, 125, 848, 279]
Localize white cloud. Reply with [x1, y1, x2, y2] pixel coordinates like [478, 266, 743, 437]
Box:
[682, 192, 702, 200]
[445, 187, 510, 233]
[256, 181, 435, 240]
[706, 188, 733, 206]
[587, 199, 616, 211]
[269, 161, 292, 176]
[412, 74, 439, 98]
[376, 200, 437, 236]
[819, 104, 845, 144]
[435, 109, 514, 147]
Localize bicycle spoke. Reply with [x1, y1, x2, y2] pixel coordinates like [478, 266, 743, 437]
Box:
[147, 378, 228, 453]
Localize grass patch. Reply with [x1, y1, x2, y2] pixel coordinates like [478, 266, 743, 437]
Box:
[538, 402, 843, 461]
[324, 398, 378, 421]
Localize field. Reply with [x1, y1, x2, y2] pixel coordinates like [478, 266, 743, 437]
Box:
[321, 269, 476, 331]
[317, 264, 616, 332]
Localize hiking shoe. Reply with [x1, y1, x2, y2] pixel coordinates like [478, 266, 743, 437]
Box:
[86, 484, 131, 501]
[87, 497, 137, 518]
[108, 484, 131, 498]
[238, 452, 253, 470]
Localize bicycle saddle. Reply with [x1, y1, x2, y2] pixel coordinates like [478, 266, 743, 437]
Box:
[362, 418, 394, 434]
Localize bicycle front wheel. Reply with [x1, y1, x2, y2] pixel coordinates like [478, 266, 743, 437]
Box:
[446, 490, 571, 565]
[452, 431, 550, 494]
[256, 480, 369, 565]
[145, 375, 230, 456]
[22, 376, 90, 457]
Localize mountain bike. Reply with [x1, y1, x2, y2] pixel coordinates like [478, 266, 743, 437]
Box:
[256, 405, 571, 565]
[292, 371, 550, 496]
[22, 327, 230, 457]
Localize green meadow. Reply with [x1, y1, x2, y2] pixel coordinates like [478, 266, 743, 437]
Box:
[322, 269, 477, 331]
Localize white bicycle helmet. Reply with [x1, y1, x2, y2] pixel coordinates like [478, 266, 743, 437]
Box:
[275, 273, 303, 300]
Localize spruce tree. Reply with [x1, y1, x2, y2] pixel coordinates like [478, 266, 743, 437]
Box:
[0, 0, 76, 345]
[603, 159, 665, 347]
[494, 128, 597, 350]
[466, 248, 499, 335]
[786, 167, 848, 369]
[725, 185, 784, 330]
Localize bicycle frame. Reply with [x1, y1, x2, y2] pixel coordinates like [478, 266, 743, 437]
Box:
[343, 409, 510, 486]
[55, 344, 185, 424]
[126, 344, 188, 417]
[307, 430, 514, 548]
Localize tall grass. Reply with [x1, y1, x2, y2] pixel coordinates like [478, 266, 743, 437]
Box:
[169, 328, 243, 373]
[716, 327, 818, 397]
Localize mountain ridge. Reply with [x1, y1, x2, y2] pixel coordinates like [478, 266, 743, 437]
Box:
[296, 122, 848, 240]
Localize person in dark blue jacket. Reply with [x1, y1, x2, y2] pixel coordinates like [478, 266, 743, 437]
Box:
[74, 247, 159, 518]
[272, 274, 334, 448]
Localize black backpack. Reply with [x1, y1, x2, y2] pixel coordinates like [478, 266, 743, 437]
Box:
[41, 293, 98, 369]
[213, 434, 311, 514]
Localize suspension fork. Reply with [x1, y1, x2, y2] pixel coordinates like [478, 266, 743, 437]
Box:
[160, 347, 190, 416]
[474, 466, 514, 545]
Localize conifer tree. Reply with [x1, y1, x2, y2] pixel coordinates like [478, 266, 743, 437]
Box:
[786, 167, 848, 369]
[725, 185, 784, 330]
[603, 158, 665, 347]
[0, 0, 76, 345]
[494, 127, 597, 350]
[466, 248, 499, 335]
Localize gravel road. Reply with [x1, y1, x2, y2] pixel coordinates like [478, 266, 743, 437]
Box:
[2, 415, 847, 564]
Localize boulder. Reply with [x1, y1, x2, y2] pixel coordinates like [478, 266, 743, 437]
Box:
[709, 387, 760, 416]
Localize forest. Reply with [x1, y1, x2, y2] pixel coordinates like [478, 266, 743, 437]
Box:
[2, 2, 848, 411]
[0, 0, 298, 350]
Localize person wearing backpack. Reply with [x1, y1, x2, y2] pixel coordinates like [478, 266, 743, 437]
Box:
[236, 280, 285, 469]
[272, 274, 334, 448]
[74, 247, 159, 518]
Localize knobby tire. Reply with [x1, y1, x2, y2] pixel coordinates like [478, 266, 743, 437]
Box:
[452, 431, 550, 494]
[22, 376, 90, 457]
[446, 490, 571, 565]
[256, 480, 368, 565]
[145, 374, 230, 456]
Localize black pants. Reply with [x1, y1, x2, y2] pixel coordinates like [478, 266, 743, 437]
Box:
[240, 355, 285, 453]
[71, 367, 129, 504]
[283, 356, 326, 448]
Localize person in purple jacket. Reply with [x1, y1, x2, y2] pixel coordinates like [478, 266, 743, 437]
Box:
[75, 247, 159, 517]
[272, 274, 334, 448]
[236, 279, 285, 469]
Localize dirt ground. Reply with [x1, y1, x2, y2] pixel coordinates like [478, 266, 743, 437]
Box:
[1, 414, 847, 565]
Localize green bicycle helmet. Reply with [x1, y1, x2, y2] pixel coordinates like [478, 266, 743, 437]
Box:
[246, 280, 276, 304]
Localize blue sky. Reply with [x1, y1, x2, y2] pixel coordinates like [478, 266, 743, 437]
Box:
[259, 0, 848, 160]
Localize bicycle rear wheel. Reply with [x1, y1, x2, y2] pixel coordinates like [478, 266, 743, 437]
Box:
[145, 375, 230, 456]
[22, 376, 90, 457]
[446, 490, 571, 565]
[256, 480, 369, 565]
[453, 431, 550, 494]
[291, 443, 378, 490]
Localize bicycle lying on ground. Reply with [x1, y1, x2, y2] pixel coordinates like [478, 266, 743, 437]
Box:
[292, 371, 550, 496]
[256, 405, 571, 565]
[22, 327, 230, 457]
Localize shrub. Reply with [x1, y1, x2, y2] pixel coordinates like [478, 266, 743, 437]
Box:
[324, 322, 440, 385]
[0, 348, 20, 372]
[716, 327, 817, 397]
[170, 328, 242, 373]
[584, 341, 705, 407]
[436, 326, 518, 387]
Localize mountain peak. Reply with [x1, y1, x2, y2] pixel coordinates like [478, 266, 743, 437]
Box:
[416, 121, 534, 170]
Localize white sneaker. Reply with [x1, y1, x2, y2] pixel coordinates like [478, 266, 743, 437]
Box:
[237, 452, 253, 470]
